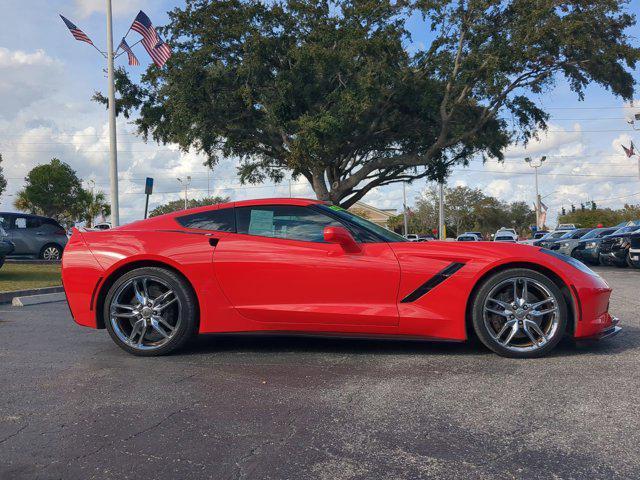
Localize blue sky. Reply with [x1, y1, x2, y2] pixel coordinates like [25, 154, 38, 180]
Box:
[1, 0, 639, 226]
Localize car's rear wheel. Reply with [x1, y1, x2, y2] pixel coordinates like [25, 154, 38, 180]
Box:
[104, 267, 197, 356]
[40, 244, 62, 260]
[472, 268, 567, 358]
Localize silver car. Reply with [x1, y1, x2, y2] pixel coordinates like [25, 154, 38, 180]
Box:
[0, 212, 68, 260]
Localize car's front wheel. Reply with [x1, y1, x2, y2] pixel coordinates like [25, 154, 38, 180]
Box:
[103, 267, 198, 356]
[471, 268, 567, 358]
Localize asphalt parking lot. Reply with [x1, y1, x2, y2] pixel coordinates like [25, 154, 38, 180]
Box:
[0, 266, 639, 480]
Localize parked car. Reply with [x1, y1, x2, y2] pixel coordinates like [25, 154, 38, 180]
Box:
[599, 225, 640, 267]
[494, 232, 517, 242]
[464, 231, 483, 240]
[93, 222, 112, 230]
[405, 234, 419, 241]
[556, 223, 577, 230]
[571, 227, 619, 265]
[533, 230, 573, 248]
[0, 212, 68, 260]
[629, 233, 640, 268]
[551, 228, 594, 253]
[0, 226, 15, 269]
[62, 197, 619, 358]
[417, 234, 435, 242]
[493, 228, 517, 242]
[456, 234, 480, 241]
[520, 230, 549, 245]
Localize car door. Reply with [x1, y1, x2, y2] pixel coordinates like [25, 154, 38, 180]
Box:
[212, 204, 401, 327]
[10, 216, 42, 255]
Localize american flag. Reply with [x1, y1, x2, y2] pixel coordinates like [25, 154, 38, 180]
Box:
[60, 15, 94, 46]
[119, 38, 139, 66]
[130, 11, 172, 67]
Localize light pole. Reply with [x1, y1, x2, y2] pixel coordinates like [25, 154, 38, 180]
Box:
[525, 156, 546, 229]
[177, 176, 192, 210]
[438, 182, 445, 240]
[402, 182, 409, 237]
[105, 0, 119, 226]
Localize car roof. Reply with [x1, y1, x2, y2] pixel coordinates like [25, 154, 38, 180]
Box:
[0, 212, 57, 221]
[120, 198, 328, 230]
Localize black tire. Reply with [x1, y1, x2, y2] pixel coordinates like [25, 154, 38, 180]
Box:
[39, 244, 63, 260]
[103, 267, 197, 356]
[471, 268, 568, 358]
[0, 256, 4, 269]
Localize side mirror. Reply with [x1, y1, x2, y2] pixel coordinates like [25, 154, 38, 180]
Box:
[323, 226, 361, 253]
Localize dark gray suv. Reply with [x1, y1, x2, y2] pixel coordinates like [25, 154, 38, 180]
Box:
[0, 213, 68, 260]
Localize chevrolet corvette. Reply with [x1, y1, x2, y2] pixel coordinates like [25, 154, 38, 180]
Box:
[61, 198, 620, 358]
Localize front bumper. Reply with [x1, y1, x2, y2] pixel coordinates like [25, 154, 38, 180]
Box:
[599, 249, 627, 265]
[576, 316, 621, 341]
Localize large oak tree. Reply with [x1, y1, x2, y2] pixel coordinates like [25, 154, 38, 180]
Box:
[98, 0, 639, 207]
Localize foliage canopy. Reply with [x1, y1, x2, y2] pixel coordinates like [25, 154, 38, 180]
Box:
[96, 0, 639, 206]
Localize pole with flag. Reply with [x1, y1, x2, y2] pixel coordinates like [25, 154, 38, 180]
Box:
[118, 39, 140, 66]
[106, 0, 120, 226]
[621, 141, 640, 180]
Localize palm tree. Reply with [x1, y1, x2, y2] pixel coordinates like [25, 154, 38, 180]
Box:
[81, 190, 110, 228]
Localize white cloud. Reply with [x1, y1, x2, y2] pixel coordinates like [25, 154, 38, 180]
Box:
[0, 48, 63, 119]
[73, 0, 149, 18]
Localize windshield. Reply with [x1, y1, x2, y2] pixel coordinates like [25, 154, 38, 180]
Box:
[316, 204, 407, 242]
[612, 225, 640, 235]
[542, 231, 567, 240]
[581, 228, 613, 240]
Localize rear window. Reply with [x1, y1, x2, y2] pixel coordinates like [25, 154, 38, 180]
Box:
[177, 208, 236, 232]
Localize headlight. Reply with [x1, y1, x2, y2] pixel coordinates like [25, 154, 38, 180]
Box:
[562, 242, 570, 247]
[540, 249, 600, 277]
[586, 242, 597, 249]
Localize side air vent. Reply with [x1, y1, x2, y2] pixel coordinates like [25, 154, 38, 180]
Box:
[400, 262, 465, 303]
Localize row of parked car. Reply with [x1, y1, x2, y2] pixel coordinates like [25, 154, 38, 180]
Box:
[449, 222, 640, 268]
[530, 222, 640, 268]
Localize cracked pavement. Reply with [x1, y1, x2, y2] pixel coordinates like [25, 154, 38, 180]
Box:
[0, 266, 639, 479]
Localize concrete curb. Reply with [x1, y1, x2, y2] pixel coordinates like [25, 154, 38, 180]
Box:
[5, 258, 61, 265]
[12, 292, 66, 307]
[0, 286, 64, 304]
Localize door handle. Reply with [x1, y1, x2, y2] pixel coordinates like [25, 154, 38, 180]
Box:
[209, 238, 219, 247]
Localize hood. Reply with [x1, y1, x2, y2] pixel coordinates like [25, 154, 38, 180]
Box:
[389, 239, 541, 262]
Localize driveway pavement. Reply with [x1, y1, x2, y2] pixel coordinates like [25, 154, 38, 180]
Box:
[0, 266, 638, 479]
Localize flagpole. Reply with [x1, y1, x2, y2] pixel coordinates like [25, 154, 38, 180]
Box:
[115, 39, 142, 59]
[106, 0, 120, 226]
[90, 43, 107, 58]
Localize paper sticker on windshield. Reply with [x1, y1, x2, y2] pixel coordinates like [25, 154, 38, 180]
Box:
[329, 205, 345, 211]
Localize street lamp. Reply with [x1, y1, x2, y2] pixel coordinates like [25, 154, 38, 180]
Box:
[525, 156, 546, 229]
[177, 176, 192, 210]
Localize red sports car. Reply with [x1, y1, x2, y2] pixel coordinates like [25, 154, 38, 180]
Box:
[61, 198, 620, 358]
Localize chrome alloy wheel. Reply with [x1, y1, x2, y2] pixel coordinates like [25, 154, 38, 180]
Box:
[42, 246, 61, 260]
[109, 276, 181, 351]
[482, 277, 560, 353]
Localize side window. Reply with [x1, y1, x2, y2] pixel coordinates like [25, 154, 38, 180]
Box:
[15, 217, 27, 229]
[235, 205, 341, 242]
[0, 216, 9, 230]
[177, 208, 236, 232]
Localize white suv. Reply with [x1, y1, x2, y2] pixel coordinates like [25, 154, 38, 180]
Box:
[494, 228, 518, 242]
